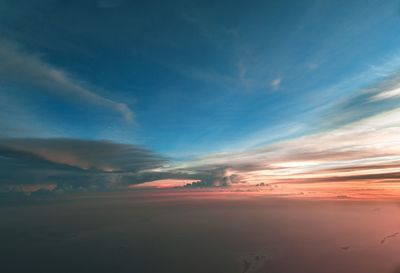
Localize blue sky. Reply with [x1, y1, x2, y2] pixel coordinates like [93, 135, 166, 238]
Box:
[1, 0, 400, 192]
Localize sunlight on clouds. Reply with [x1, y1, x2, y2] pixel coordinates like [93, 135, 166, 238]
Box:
[371, 87, 400, 101]
[131, 179, 199, 189]
[273, 161, 322, 168]
[175, 106, 400, 197]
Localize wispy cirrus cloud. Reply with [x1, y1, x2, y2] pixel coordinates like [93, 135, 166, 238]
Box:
[169, 74, 400, 187]
[370, 85, 400, 102]
[0, 39, 133, 122]
[188, 107, 400, 186]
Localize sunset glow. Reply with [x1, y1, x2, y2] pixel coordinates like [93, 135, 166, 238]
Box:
[1, 1, 400, 272]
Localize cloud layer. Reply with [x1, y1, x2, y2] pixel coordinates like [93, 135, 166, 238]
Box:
[1, 70, 400, 196]
[0, 138, 167, 192]
[178, 106, 400, 187]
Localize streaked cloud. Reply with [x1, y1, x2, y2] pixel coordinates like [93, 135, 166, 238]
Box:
[174, 105, 400, 187]
[0, 39, 133, 122]
[371, 87, 400, 101]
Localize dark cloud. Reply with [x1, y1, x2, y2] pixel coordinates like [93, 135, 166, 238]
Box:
[1, 138, 166, 172]
[0, 138, 242, 196]
[183, 167, 242, 188]
[317, 172, 400, 182]
[268, 172, 400, 185]
[0, 138, 167, 192]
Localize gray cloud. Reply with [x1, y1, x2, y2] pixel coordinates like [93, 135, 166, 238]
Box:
[183, 168, 241, 188]
[0, 138, 167, 192]
[0, 138, 239, 196]
[0, 39, 133, 122]
[0, 138, 165, 172]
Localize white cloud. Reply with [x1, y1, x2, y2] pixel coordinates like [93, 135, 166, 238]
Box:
[271, 77, 283, 90]
[370, 87, 400, 101]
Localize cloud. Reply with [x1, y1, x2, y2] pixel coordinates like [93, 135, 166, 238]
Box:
[0, 137, 239, 195]
[371, 87, 400, 101]
[319, 73, 400, 129]
[182, 167, 242, 187]
[175, 106, 400, 186]
[2, 72, 400, 196]
[0, 138, 165, 172]
[271, 77, 283, 90]
[0, 138, 167, 192]
[0, 39, 133, 122]
[1, 108, 400, 196]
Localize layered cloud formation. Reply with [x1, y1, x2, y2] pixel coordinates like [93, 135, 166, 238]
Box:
[1, 0, 400, 198]
[0, 136, 249, 193]
[0, 138, 166, 192]
[1, 70, 400, 196]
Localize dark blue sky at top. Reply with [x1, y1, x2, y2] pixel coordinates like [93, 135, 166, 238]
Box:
[1, 0, 400, 159]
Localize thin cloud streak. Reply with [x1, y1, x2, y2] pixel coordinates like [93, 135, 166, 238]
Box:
[371, 87, 400, 101]
[0, 39, 133, 122]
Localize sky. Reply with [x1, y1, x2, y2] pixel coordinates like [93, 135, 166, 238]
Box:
[1, 0, 400, 196]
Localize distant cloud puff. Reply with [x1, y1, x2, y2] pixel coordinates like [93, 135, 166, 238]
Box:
[271, 77, 283, 90]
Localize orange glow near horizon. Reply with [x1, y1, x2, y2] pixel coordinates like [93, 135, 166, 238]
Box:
[130, 179, 199, 189]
